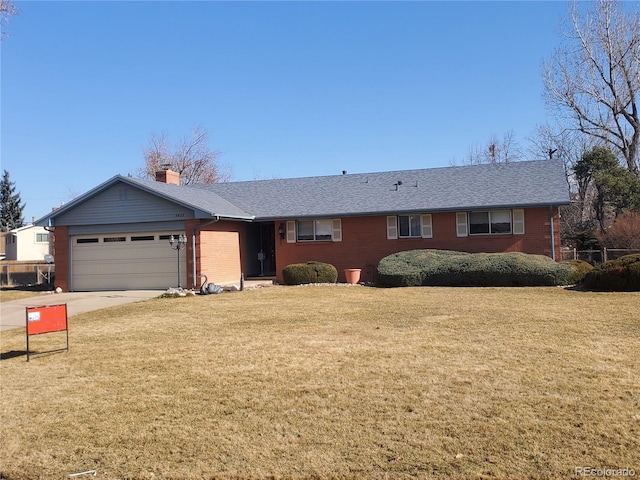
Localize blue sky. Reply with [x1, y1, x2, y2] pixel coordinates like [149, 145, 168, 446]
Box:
[2, 1, 573, 221]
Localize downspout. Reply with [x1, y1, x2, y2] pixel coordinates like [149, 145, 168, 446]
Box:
[549, 206, 556, 261]
[191, 216, 220, 289]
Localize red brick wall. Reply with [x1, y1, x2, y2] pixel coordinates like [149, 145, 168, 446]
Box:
[155, 169, 180, 185]
[273, 207, 562, 283]
[189, 219, 248, 287]
[52, 208, 562, 290]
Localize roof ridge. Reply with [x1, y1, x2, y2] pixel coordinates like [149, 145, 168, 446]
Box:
[197, 158, 562, 187]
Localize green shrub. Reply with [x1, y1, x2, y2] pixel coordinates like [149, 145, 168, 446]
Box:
[377, 249, 573, 287]
[282, 261, 338, 285]
[582, 254, 640, 291]
[561, 260, 594, 285]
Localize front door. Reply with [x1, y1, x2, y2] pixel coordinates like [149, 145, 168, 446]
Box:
[246, 222, 276, 277]
[258, 223, 276, 276]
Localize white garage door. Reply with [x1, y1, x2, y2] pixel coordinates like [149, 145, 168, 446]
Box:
[71, 232, 187, 291]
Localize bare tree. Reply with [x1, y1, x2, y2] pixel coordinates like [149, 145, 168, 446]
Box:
[0, 0, 18, 41]
[528, 124, 594, 184]
[528, 124, 598, 225]
[464, 131, 522, 165]
[138, 126, 230, 185]
[543, 0, 640, 177]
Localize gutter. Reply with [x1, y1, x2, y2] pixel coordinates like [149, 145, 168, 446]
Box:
[549, 206, 556, 261]
[191, 216, 220, 289]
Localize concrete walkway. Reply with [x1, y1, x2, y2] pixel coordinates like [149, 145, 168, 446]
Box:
[0, 290, 162, 332]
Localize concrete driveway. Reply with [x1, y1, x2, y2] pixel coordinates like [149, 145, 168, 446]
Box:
[0, 290, 162, 332]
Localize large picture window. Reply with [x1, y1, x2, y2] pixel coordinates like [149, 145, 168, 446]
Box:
[297, 219, 332, 241]
[469, 210, 512, 235]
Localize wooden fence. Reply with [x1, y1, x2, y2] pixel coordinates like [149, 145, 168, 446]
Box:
[0, 261, 55, 287]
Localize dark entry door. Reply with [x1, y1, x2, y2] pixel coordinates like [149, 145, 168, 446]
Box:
[258, 223, 276, 276]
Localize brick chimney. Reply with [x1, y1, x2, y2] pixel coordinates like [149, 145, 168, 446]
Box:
[155, 169, 180, 185]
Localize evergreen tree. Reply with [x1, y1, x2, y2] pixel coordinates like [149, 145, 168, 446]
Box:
[0, 169, 25, 231]
[573, 148, 640, 230]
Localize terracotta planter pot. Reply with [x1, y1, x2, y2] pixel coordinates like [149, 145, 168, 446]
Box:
[344, 268, 361, 284]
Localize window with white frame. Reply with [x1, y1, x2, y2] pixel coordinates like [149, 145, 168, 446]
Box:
[35, 233, 49, 243]
[398, 215, 422, 238]
[387, 214, 432, 239]
[286, 219, 342, 242]
[457, 209, 525, 237]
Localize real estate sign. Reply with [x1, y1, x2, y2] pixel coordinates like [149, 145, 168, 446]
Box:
[25, 304, 69, 361]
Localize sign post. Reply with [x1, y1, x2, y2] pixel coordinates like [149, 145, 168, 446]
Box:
[25, 304, 69, 362]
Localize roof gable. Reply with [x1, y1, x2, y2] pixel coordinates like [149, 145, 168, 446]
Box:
[36, 175, 253, 226]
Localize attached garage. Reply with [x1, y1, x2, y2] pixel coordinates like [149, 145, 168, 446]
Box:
[71, 232, 187, 291]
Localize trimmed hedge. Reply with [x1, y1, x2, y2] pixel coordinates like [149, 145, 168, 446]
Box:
[582, 254, 640, 291]
[282, 261, 338, 285]
[377, 249, 574, 287]
[562, 260, 594, 285]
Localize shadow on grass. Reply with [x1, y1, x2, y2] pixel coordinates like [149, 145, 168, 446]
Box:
[1, 350, 28, 361]
[1, 284, 54, 292]
[564, 284, 587, 292]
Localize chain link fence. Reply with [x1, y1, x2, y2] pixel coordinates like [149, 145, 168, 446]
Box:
[560, 248, 640, 265]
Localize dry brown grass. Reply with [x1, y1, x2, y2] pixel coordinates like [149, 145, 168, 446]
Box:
[1, 286, 638, 479]
[0, 288, 47, 303]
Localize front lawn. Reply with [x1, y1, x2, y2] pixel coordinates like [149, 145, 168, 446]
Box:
[1, 286, 638, 479]
[0, 287, 52, 303]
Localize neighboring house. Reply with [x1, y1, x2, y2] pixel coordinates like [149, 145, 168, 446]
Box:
[3, 225, 52, 261]
[36, 160, 569, 291]
[0, 232, 8, 260]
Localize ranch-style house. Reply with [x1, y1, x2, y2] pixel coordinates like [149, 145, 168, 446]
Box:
[36, 159, 570, 291]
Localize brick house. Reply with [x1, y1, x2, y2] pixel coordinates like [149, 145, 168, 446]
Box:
[36, 160, 569, 291]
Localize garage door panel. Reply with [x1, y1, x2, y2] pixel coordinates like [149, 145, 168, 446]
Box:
[73, 273, 178, 290]
[71, 232, 187, 291]
[74, 248, 181, 262]
[73, 260, 179, 276]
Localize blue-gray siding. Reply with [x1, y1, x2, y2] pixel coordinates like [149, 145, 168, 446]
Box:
[55, 184, 194, 226]
[67, 221, 187, 235]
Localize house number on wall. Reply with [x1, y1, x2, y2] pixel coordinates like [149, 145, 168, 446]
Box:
[175, 213, 185, 218]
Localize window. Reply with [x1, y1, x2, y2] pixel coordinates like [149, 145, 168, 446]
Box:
[287, 219, 342, 242]
[104, 237, 126, 243]
[462, 209, 519, 236]
[297, 219, 333, 241]
[398, 215, 422, 238]
[77, 238, 99, 244]
[131, 235, 155, 241]
[387, 214, 432, 239]
[36, 233, 49, 243]
[468, 210, 511, 235]
[469, 212, 491, 234]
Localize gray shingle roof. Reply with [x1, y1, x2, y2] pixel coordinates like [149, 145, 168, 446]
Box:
[123, 176, 253, 219]
[37, 159, 570, 225]
[196, 159, 570, 220]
